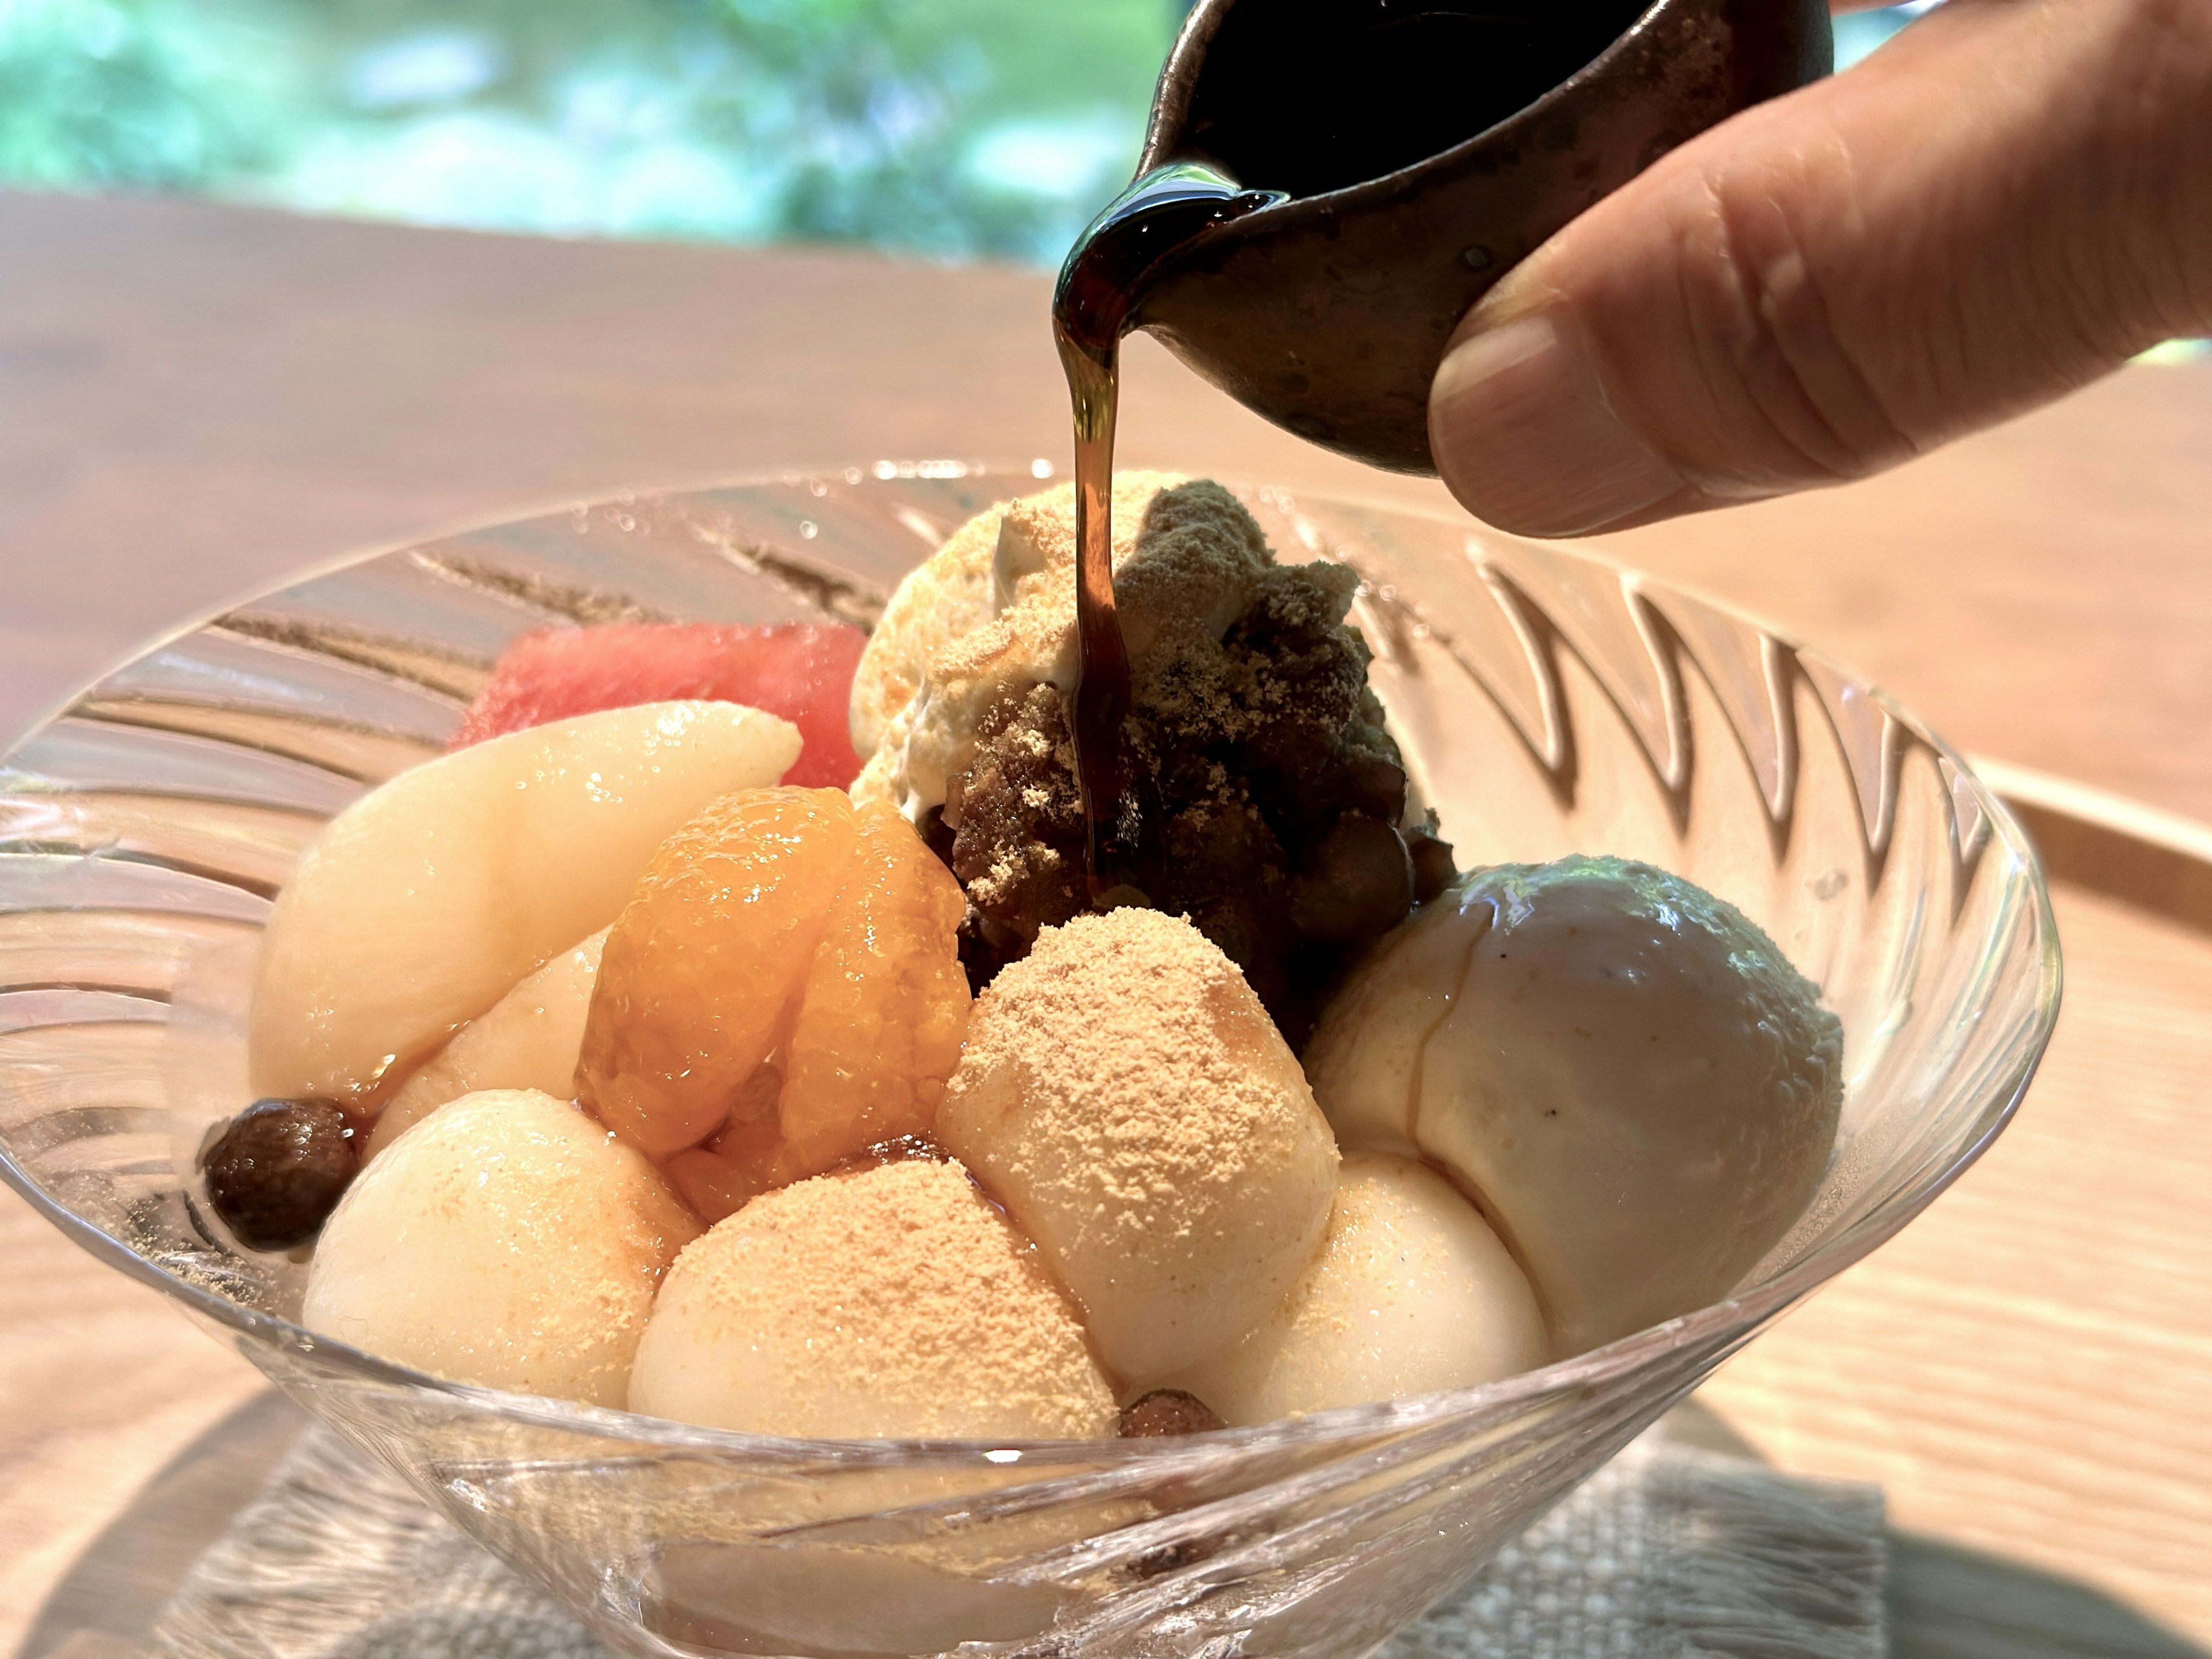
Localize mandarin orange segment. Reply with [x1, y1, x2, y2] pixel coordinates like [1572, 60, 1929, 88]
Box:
[774, 802, 971, 1178]
[578, 787, 858, 1156]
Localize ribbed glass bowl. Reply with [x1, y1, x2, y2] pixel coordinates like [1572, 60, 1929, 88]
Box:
[0, 466, 2057, 1659]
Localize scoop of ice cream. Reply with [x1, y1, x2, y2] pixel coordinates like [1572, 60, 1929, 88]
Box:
[1307, 857, 1843, 1357]
[850, 471, 1192, 820]
[935, 907, 1338, 1387]
[302, 1089, 699, 1406]
[847, 500, 1009, 763]
[1169, 1154, 1547, 1425]
[628, 1157, 1116, 1440]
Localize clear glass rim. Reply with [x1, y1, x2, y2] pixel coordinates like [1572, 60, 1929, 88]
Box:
[0, 460, 2063, 1467]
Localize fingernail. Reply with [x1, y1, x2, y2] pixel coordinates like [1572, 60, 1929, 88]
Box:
[1429, 311, 1681, 536]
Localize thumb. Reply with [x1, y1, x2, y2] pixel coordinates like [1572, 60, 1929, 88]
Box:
[1428, 0, 2212, 537]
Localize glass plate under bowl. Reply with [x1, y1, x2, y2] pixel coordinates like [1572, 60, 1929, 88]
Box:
[0, 465, 2058, 1659]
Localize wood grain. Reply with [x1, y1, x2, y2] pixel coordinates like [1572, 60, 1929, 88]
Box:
[1700, 877, 2212, 1648]
[0, 1194, 263, 1658]
[1975, 759, 2212, 933]
[4, 190, 2212, 1656]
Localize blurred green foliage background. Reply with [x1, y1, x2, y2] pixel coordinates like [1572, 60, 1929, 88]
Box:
[0, 0, 1177, 263]
[0, 0, 2016, 274]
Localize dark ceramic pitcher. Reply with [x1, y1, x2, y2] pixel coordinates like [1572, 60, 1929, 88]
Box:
[1122, 0, 1833, 474]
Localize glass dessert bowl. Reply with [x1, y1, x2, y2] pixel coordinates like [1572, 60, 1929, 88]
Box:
[0, 465, 2057, 1659]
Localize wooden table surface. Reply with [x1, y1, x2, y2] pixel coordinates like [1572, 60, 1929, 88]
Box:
[2, 189, 2209, 1658]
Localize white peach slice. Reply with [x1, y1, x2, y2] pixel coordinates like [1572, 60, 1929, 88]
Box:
[251, 701, 800, 1104]
[365, 928, 607, 1161]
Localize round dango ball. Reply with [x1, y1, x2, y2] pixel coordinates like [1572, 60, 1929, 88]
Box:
[302, 1089, 699, 1406]
[1170, 1154, 1547, 1425]
[628, 1157, 1116, 1440]
[936, 908, 1339, 1387]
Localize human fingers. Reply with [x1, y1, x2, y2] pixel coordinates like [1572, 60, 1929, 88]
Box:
[1427, 0, 2212, 536]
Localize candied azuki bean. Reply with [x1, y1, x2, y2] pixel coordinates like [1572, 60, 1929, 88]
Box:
[1334, 746, 1410, 823]
[1289, 815, 1415, 945]
[1119, 1388, 1228, 1437]
[1406, 827, 1460, 904]
[919, 804, 957, 870]
[200, 1097, 359, 1251]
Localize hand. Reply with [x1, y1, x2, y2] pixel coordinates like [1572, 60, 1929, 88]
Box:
[1426, 0, 2212, 537]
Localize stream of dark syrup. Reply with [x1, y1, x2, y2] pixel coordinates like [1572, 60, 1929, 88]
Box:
[1050, 162, 1282, 897]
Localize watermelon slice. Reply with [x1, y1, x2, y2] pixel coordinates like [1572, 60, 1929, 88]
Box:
[450, 622, 868, 787]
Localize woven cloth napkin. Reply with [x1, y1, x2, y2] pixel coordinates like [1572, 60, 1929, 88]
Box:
[150, 1418, 1885, 1659]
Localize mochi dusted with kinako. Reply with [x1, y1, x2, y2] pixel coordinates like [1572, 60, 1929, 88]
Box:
[452, 622, 868, 787]
[630, 1156, 1116, 1440]
[935, 907, 1338, 1387]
